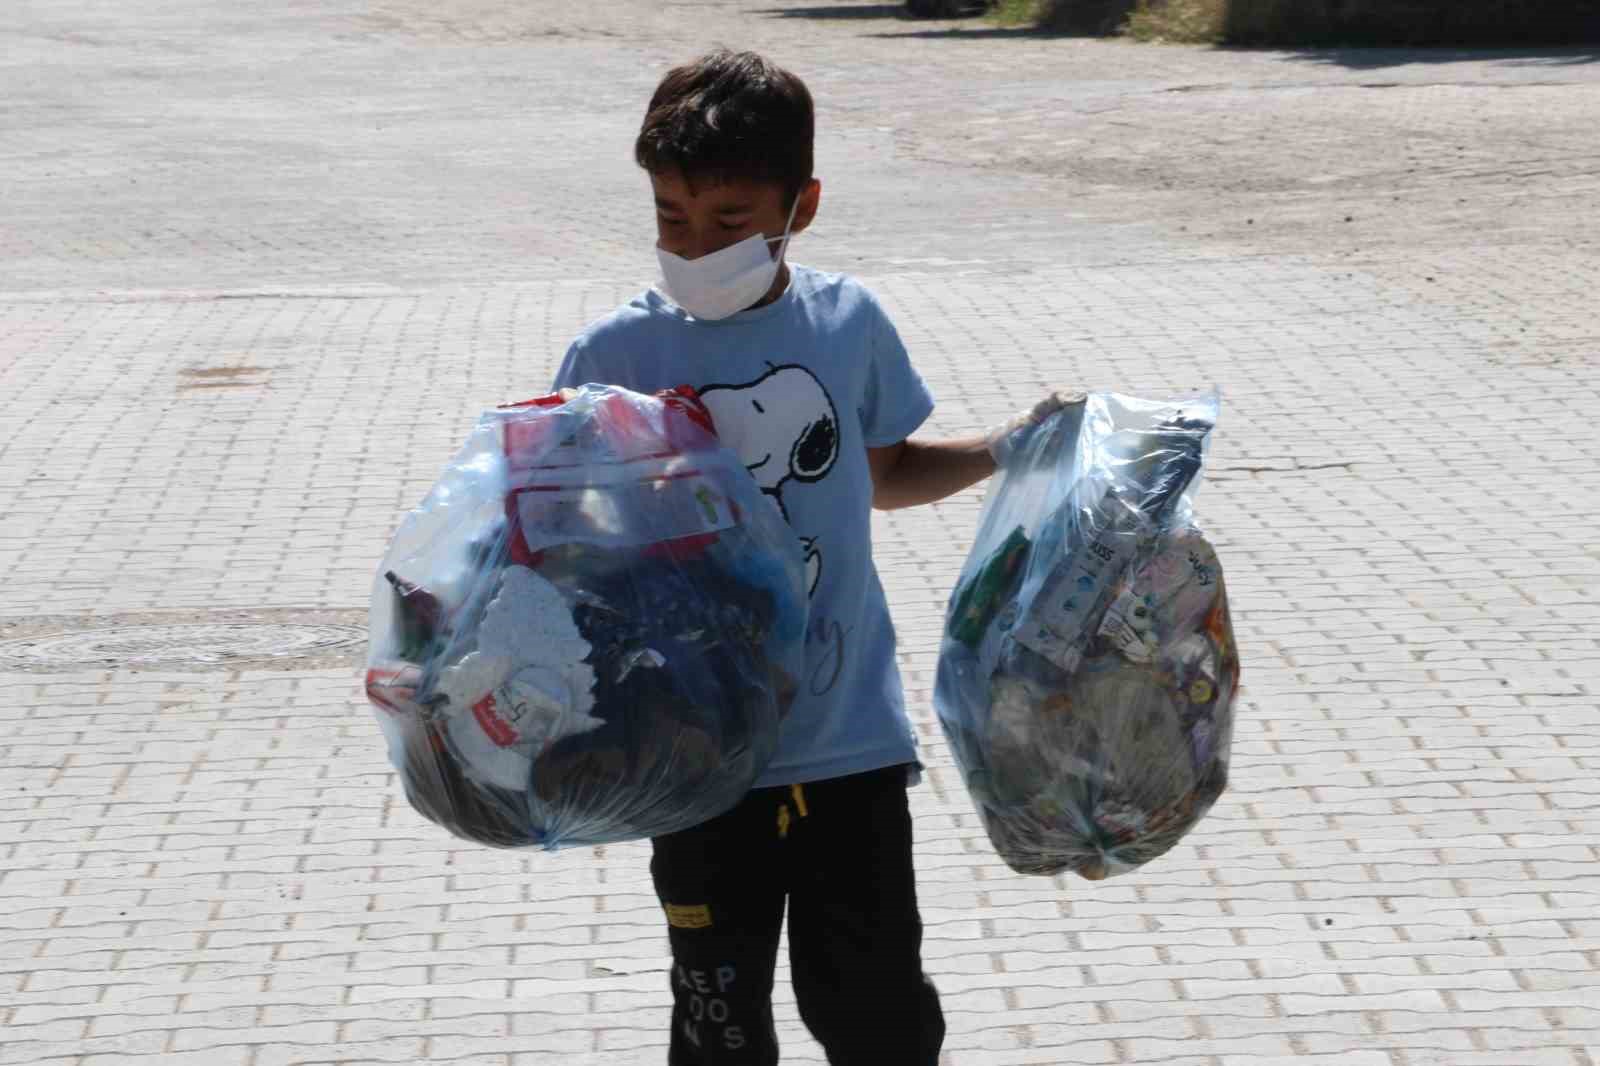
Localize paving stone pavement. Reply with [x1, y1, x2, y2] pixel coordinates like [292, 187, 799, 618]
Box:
[2, 2, 1598, 1064]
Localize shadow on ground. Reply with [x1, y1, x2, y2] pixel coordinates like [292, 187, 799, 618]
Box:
[757, 1, 1003, 17]
[856, 0, 1600, 50]
[868, 26, 1038, 38]
[1274, 45, 1600, 69]
[865, 29, 1600, 63]
[756, 3, 910, 18]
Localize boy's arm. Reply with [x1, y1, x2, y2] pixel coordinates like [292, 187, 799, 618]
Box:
[869, 437, 993, 511]
[869, 391, 1084, 511]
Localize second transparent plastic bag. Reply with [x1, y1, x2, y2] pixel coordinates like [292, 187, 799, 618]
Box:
[365, 385, 808, 850]
[935, 392, 1239, 879]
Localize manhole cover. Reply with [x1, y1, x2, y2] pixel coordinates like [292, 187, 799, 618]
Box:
[0, 623, 367, 670]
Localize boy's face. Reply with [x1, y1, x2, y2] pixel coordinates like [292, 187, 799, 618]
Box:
[651, 169, 819, 261]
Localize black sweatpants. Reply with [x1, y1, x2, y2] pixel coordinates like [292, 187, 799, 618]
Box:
[649, 764, 945, 1066]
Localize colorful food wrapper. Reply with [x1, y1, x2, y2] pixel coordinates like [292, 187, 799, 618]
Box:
[365, 385, 808, 849]
[935, 392, 1239, 879]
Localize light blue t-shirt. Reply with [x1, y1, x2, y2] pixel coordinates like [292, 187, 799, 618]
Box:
[552, 264, 936, 788]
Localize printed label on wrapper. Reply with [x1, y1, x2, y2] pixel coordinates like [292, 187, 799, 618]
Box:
[514, 473, 740, 554]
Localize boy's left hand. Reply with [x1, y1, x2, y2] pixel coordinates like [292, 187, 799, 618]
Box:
[986, 389, 1086, 464]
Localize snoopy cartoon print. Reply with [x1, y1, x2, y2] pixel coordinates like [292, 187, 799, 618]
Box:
[698, 365, 840, 598]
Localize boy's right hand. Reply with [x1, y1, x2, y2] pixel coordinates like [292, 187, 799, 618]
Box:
[986, 389, 1086, 465]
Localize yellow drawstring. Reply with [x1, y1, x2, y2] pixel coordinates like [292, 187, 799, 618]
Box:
[777, 785, 809, 840]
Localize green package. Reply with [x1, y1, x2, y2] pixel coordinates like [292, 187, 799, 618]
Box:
[947, 526, 1031, 647]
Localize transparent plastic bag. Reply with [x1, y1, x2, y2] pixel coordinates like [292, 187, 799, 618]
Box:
[935, 392, 1238, 879]
[365, 385, 808, 849]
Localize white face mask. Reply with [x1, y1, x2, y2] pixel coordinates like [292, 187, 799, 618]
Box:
[655, 197, 800, 321]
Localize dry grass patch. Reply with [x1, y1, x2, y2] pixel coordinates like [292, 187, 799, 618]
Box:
[993, 0, 1141, 34]
[1124, 0, 1223, 41]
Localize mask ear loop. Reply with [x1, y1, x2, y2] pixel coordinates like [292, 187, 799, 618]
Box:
[767, 193, 802, 263]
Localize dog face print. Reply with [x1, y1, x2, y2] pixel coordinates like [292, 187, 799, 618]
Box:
[699, 365, 839, 506]
[699, 365, 840, 598]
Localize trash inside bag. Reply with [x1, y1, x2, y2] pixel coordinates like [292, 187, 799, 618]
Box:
[935, 392, 1238, 879]
[365, 385, 808, 849]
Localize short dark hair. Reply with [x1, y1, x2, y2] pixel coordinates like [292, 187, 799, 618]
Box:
[635, 50, 814, 206]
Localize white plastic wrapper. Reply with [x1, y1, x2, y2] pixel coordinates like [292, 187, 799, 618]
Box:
[366, 385, 808, 849]
[935, 392, 1239, 879]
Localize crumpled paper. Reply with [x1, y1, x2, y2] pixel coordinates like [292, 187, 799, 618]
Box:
[438, 565, 603, 791]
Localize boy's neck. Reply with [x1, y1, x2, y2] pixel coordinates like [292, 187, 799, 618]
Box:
[748, 262, 791, 311]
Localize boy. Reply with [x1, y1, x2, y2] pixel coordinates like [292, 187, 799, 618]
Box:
[552, 50, 1071, 1066]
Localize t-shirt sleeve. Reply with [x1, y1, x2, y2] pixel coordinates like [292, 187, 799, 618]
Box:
[551, 337, 596, 393]
[859, 300, 935, 448]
